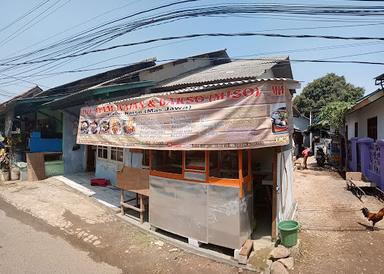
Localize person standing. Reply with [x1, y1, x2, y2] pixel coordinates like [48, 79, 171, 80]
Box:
[302, 147, 311, 169]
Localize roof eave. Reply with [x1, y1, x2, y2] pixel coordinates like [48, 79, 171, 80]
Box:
[44, 80, 155, 109]
[347, 89, 384, 114]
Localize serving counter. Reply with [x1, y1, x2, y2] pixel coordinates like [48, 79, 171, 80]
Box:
[149, 175, 254, 250]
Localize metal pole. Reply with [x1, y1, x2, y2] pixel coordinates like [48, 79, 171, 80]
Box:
[309, 111, 313, 152]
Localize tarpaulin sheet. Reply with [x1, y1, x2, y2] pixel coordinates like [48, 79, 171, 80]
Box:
[77, 81, 292, 150]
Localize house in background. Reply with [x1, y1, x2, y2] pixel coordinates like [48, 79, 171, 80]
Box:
[346, 73, 384, 189]
[292, 106, 310, 157]
[43, 50, 231, 179]
[0, 85, 43, 139]
[345, 74, 384, 141]
[0, 60, 156, 179]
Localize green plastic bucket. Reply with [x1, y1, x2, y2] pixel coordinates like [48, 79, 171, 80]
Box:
[278, 220, 299, 247]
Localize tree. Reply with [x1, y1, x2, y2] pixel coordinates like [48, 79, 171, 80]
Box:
[293, 73, 364, 118]
[318, 101, 352, 129]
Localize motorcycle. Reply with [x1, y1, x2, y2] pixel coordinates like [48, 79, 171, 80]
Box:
[316, 147, 326, 167]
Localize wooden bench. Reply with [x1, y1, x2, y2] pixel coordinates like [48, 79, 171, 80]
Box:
[345, 172, 379, 201]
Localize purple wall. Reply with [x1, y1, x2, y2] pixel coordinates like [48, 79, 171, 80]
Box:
[349, 138, 384, 189]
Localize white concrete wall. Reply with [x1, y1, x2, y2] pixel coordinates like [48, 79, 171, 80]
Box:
[95, 148, 144, 185]
[95, 159, 119, 185]
[346, 96, 384, 140]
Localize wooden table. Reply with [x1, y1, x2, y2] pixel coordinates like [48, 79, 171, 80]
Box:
[116, 166, 150, 223]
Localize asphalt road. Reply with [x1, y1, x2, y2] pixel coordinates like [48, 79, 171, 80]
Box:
[0, 203, 121, 274]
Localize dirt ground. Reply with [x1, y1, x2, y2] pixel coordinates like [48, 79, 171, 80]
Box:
[0, 178, 247, 274]
[294, 157, 384, 274]
[0, 200, 121, 274]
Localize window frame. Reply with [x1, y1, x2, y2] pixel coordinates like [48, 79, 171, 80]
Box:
[149, 149, 252, 192]
[97, 146, 124, 163]
[97, 146, 108, 160]
[367, 116, 378, 140]
[142, 149, 151, 169]
[110, 146, 124, 162]
[150, 150, 184, 179]
[184, 151, 206, 173]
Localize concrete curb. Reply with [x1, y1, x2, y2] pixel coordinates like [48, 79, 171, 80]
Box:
[53, 176, 95, 196]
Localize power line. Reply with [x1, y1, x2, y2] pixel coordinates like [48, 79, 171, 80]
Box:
[0, 2, 383, 84]
[0, 40, 382, 86]
[0, 0, 204, 79]
[1, 32, 383, 67]
[8, 20, 381, 83]
[0, 0, 70, 48]
[1, 56, 382, 94]
[0, 0, 50, 34]
[0, 40, 380, 83]
[1, 0, 141, 60]
[0, 0, 199, 65]
[0, 72, 50, 89]
[320, 50, 384, 60]
[1, 1, 383, 68]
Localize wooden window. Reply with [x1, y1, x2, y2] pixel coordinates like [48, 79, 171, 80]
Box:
[209, 150, 239, 179]
[142, 150, 150, 168]
[151, 150, 182, 174]
[184, 151, 206, 181]
[110, 147, 124, 162]
[97, 146, 108, 159]
[367, 117, 378, 140]
[149, 150, 246, 189]
[354, 122, 358, 138]
[185, 151, 205, 171]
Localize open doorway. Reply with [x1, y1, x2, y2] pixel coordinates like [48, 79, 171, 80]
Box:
[251, 147, 275, 239]
[86, 145, 96, 172]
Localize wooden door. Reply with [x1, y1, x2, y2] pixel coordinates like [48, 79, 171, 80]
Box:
[367, 117, 377, 140]
[86, 145, 96, 172]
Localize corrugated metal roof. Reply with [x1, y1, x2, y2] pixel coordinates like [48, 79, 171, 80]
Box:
[375, 73, 384, 80]
[0, 85, 43, 114]
[98, 49, 229, 87]
[160, 78, 298, 94]
[36, 60, 156, 97]
[44, 81, 155, 109]
[161, 57, 291, 88]
[43, 50, 230, 109]
[100, 78, 300, 106]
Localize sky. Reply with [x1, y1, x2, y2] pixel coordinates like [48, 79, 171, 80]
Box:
[0, 0, 383, 102]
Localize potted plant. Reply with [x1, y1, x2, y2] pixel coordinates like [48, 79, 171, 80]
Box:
[0, 147, 10, 181]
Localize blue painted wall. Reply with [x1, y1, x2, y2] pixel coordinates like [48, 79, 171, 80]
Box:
[63, 107, 86, 174]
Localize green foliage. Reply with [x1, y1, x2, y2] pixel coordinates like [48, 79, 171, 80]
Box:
[318, 101, 352, 129]
[293, 73, 364, 117]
